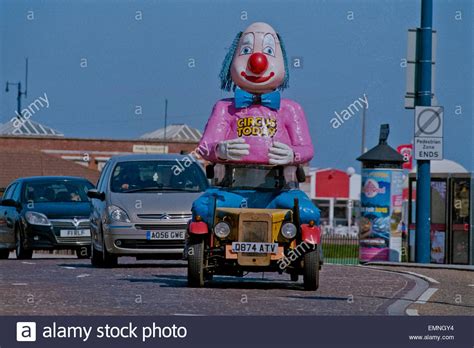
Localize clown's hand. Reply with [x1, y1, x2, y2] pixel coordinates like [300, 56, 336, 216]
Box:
[268, 141, 294, 165]
[216, 138, 250, 161]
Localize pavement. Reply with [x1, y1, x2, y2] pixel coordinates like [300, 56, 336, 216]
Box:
[0, 252, 472, 316]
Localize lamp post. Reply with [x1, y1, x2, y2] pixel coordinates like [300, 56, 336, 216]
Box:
[5, 58, 28, 120]
[346, 167, 356, 234]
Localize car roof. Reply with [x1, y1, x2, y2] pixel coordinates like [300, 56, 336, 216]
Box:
[15, 176, 92, 183]
[108, 153, 198, 163]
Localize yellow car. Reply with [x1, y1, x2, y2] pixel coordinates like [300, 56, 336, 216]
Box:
[186, 164, 322, 291]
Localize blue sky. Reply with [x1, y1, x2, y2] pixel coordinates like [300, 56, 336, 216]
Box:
[0, 0, 472, 171]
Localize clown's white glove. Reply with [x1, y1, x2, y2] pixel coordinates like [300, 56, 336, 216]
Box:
[216, 138, 250, 161]
[268, 141, 294, 165]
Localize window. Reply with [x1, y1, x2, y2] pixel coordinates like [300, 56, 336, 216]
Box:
[24, 180, 94, 203]
[12, 183, 22, 202]
[2, 183, 17, 200]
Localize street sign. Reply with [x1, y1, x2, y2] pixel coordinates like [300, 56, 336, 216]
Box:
[397, 144, 413, 170]
[414, 106, 443, 160]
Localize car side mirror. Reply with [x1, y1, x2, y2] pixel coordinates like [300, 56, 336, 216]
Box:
[87, 189, 105, 201]
[296, 166, 306, 183]
[1, 199, 19, 207]
[206, 164, 215, 179]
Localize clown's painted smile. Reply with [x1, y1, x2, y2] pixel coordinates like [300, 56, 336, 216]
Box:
[241, 71, 275, 83]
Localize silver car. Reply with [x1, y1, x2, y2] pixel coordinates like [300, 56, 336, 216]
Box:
[87, 154, 208, 267]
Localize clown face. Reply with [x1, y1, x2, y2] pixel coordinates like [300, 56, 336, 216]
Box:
[230, 22, 286, 94]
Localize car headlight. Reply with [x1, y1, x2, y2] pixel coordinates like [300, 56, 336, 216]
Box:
[214, 221, 231, 239]
[25, 211, 51, 226]
[108, 205, 131, 223]
[281, 222, 297, 239]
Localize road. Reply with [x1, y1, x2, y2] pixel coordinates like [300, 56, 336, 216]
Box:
[0, 252, 471, 316]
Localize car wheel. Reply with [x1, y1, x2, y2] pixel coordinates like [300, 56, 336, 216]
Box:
[15, 228, 33, 260]
[76, 246, 91, 259]
[0, 249, 10, 259]
[90, 239, 104, 267]
[187, 240, 205, 287]
[303, 248, 320, 291]
[290, 273, 299, 282]
[100, 230, 118, 268]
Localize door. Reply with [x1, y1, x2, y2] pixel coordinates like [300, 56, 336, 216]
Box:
[449, 178, 470, 264]
[0, 183, 18, 248]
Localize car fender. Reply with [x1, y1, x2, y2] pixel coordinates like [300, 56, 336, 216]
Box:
[189, 221, 208, 235]
[301, 224, 321, 245]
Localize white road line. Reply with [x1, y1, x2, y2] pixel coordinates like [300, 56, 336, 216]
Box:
[173, 313, 203, 316]
[62, 266, 76, 270]
[406, 309, 419, 316]
[21, 262, 35, 265]
[468, 284, 474, 287]
[12, 283, 28, 286]
[415, 287, 438, 304]
[76, 274, 90, 278]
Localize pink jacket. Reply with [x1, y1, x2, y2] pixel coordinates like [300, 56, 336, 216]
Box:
[199, 98, 314, 164]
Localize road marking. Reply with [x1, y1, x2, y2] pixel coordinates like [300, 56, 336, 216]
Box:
[12, 283, 28, 286]
[415, 287, 438, 304]
[21, 262, 35, 265]
[173, 313, 203, 316]
[62, 266, 77, 270]
[406, 309, 419, 316]
[468, 284, 474, 287]
[76, 274, 90, 278]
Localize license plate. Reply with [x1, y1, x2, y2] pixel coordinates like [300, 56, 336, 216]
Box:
[60, 229, 90, 237]
[231, 242, 278, 254]
[146, 230, 185, 240]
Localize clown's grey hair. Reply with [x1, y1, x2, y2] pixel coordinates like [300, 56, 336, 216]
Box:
[219, 31, 290, 92]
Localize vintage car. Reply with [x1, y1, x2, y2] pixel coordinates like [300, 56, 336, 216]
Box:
[186, 164, 322, 291]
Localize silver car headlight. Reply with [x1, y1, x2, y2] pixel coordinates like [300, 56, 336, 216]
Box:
[281, 222, 297, 239]
[214, 221, 231, 239]
[25, 211, 51, 226]
[108, 205, 131, 223]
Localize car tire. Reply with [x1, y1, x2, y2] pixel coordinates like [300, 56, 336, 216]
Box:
[303, 248, 320, 291]
[15, 228, 33, 260]
[91, 229, 117, 268]
[290, 273, 299, 282]
[0, 249, 10, 259]
[76, 246, 91, 259]
[187, 240, 205, 287]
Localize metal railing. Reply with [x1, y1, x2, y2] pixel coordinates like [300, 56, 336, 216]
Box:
[321, 226, 359, 265]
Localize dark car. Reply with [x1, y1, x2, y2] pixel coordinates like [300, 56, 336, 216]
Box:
[0, 176, 94, 259]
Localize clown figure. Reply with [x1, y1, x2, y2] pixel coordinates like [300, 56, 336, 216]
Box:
[192, 22, 320, 226]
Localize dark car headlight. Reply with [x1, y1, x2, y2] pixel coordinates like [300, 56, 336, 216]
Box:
[25, 211, 51, 226]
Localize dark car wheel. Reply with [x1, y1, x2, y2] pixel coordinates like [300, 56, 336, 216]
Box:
[76, 246, 91, 259]
[15, 228, 33, 260]
[303, 248, 320, 291]
[187, 240, 205, 287]
[91, 229, 117, 268]
[0, 249, 10, 259]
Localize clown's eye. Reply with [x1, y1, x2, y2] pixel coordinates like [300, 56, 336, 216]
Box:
[240, 46, 253, 55]
[263, 46, 275, 56]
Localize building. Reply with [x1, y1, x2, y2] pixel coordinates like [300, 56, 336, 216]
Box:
[0, 122, 202, 190]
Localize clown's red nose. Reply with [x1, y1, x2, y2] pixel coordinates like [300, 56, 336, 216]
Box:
[247, 53, 268, 74]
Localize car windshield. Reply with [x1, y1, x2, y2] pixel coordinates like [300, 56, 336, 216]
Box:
[24, 180, 94, 203]
[110, 160, 208, 193]
[217, 165, 286, 190]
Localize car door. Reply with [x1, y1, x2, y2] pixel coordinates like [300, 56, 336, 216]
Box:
[90, 160, 111, 247]
[0, 183, 18, 247]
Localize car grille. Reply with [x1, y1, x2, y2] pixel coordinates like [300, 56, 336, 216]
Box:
[116, 239, 185, 250]
[242, 221, 268, 242]
[135, 224, 186, 231]
[50, 219, 91, 244]
[50, 219, 90, 229]
[137, 213, 192, 220]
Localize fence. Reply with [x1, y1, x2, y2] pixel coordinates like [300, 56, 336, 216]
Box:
[321, 233, 359, 265]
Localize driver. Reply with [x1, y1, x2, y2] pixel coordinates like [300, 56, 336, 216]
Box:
[192, 22, 320, 225]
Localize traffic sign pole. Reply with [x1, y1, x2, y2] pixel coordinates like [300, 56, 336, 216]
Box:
[415, 0, 433, 263]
